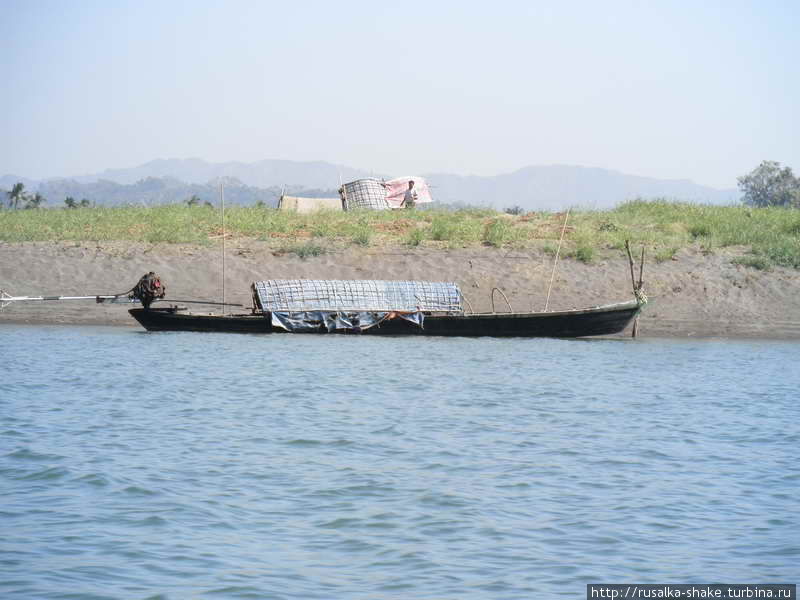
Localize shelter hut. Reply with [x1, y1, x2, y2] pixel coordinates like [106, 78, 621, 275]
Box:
[278, 195, 343, 213]
[339, 178, 389, 210]
[339, 177, 433, 210]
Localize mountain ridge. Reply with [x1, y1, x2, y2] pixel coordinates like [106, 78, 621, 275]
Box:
[2, 159, 739, 209]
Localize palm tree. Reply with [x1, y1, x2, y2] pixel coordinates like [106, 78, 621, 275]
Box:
[6, 182, 26, 209]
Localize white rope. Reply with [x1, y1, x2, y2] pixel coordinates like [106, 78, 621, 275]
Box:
[544, 208, 571, 312]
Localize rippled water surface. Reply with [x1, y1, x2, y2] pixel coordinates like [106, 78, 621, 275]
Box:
[1, 325, 798, 599]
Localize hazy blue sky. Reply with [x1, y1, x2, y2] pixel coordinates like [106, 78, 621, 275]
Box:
[1, 0, 797, 187]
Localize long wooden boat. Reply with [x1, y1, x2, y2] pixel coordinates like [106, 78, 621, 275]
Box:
[126, 278, 644, 337]
[129, 300, 642, 337]
[2, 274, 644, 337]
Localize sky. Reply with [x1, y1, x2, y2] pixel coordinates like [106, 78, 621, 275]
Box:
[1, 0, 798, 188]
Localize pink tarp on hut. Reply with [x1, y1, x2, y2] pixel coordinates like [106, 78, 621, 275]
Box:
[384, 177, 433, 208]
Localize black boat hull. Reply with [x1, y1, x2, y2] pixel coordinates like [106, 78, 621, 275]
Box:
[129, 302, 642, 338]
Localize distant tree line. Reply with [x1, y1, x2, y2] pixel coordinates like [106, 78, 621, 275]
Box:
[738, 161, 800, 208]
[64, 196, 93, 208]
[184, 194, 213, 207]
[2, 182, 97, 210]
[22, 176, 339, 208]
[504, 205, 525, 215]
[2, 179, 330, 210]
[3, 183, 46, 209]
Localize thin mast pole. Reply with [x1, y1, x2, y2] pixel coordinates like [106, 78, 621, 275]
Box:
[544, 208, 570, 312]
[220, 181, 226, 315]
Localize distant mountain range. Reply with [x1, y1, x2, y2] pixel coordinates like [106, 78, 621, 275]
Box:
[65, 158, 376, 189]
[1, 158, 739, 209]
[426, 165, 738, 209]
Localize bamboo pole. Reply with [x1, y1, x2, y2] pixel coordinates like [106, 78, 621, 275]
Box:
[624, 240, 637, 293]
[624, 240, 646, 338]
[638, 246, 646, 289]
[220, 181, 226, 315]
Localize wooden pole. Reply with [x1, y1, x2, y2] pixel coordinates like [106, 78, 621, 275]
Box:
[338, 173, 347, 210]
[624, 240, 637, 293]
[638, 246, 646, 289]
[634, 246, 646, 338]
[625, 240, 637, 338]
[624, 240, 645, 338]
[220, 181, 226, 315]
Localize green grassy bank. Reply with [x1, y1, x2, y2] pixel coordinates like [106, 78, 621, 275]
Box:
[2, 200, 799, 269]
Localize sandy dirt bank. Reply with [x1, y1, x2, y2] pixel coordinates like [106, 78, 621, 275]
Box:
[2, 241, 800, 339]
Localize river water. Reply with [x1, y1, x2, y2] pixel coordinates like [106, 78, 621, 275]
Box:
[1, 325, 798, 599]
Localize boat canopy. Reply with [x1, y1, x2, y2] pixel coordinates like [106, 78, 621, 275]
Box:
[252, 279, 464, 314]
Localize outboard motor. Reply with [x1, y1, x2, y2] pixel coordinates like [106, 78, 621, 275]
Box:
[131, 272, 166, 309]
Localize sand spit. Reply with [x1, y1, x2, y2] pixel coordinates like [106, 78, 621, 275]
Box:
[2, 241, 800, 339]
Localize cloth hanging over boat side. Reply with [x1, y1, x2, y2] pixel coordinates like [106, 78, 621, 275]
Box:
[270, 310, 424, 333]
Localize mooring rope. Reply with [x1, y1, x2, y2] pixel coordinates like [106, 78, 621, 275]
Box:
[491, 287, 513, 313]
[544, 208, 571, 312]
[463, 295, 475, 315]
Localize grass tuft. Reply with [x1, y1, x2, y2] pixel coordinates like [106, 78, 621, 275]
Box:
[754, 240, 800, 269]
[290, 242, 327, 259]
[430, 218, 455, 241]
[689, 223, 711, 238]
[574, 245, 594, 263]
[784, 220, 800, 235]
[351, 226, 372, 246]
[732, 255, 772, 271]
[483, 219, 510, 247]
[405, 228, 424, 247]
[654, 246, 679, 263]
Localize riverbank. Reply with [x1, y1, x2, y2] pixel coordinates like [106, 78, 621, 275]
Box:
[2, 241, 800, 338]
